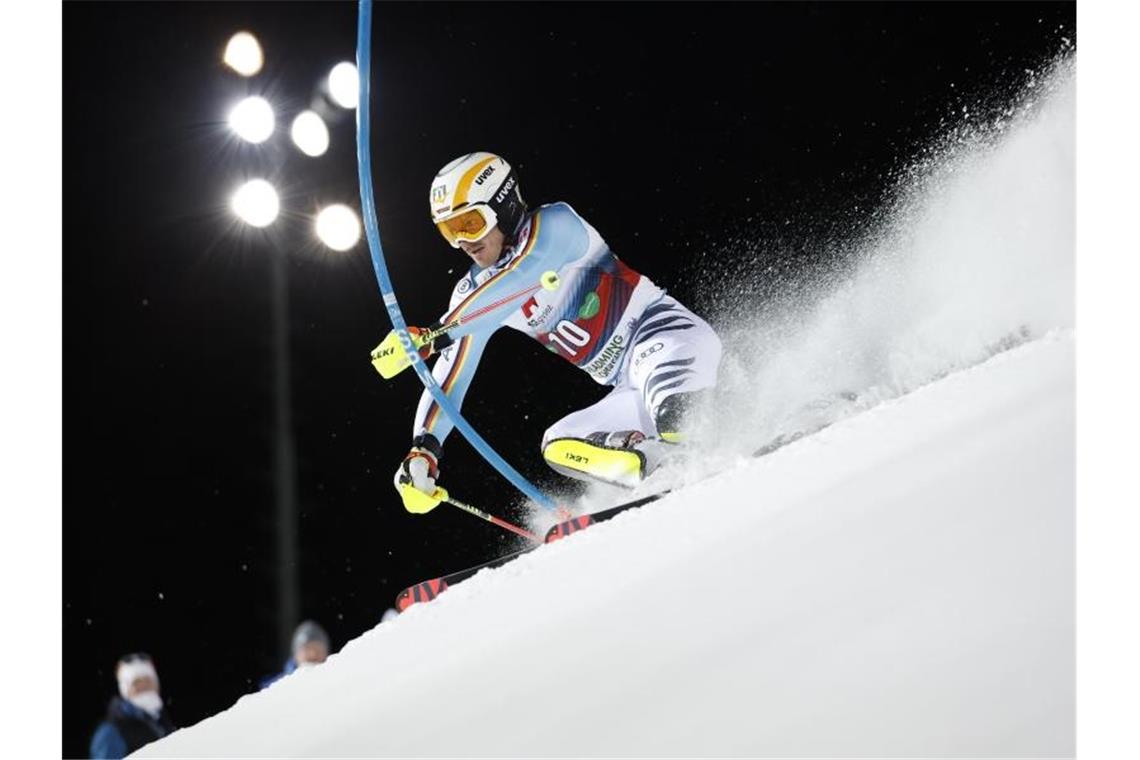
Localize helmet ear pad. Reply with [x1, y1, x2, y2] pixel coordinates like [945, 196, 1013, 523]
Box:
[490, 168, 526, 238]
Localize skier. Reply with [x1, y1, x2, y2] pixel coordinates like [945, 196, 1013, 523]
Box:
[373, 152, 722, 513]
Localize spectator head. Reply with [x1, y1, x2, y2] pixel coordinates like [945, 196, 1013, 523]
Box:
[116, 653, 164, 716]
[290, 620, 330, 666]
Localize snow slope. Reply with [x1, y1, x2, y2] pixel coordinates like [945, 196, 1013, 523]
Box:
[138, 331, 1074, 758]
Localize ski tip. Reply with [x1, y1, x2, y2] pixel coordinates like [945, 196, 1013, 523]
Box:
[544, 515, 595, 544]
[394, 577, 449, 613]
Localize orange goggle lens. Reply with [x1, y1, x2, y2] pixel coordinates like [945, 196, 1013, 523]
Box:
[436, 207, 491, 245]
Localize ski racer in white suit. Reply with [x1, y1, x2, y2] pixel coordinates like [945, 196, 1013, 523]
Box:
[379, 152, 722, 513]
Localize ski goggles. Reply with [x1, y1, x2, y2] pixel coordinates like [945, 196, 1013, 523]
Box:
[435, 204, 499, 248]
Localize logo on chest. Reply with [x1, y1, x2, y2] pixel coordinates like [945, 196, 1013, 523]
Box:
[521, 296, 554, 328]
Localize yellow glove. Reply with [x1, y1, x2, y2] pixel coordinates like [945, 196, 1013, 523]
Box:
[396, 483, 448, 514]
[371, 326, 433, 379]
[393, 436, 445, 513]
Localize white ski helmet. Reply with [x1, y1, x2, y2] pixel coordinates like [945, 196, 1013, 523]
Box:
[429, 151, 526, 248]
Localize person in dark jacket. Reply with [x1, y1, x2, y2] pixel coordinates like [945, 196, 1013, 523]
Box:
[89, 653, 176, 759]
[258, 620, 331, 690]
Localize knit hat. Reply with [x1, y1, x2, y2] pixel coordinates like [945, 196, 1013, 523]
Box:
[116, 653, 160, 699]
[291, 620, 330, 655]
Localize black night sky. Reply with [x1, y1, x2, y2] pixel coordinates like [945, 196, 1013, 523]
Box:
[63, 2, 1073, 756]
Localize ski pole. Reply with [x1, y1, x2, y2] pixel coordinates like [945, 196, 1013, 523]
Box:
[437, 488, 541, 543]
[421, 282, 544, 343]
[422, 269, 561, 344]
[371, 271, 561, 380]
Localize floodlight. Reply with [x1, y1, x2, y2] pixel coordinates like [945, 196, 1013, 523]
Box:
[223, 32, 263, 76]
[328, 62, 359, 109]
[291, 111, 329, 157]
[229, 96, 275, 144]
[232, 179, 280, 227]
[315, 204, 361, 250]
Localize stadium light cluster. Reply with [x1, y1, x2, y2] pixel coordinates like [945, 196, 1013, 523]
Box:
[221, 32, 361, 251]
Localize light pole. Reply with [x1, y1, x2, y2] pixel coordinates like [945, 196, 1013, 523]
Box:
[228, 175, 298, 660]
[224, 40, 361, 662]
[270, 249, 299, 659]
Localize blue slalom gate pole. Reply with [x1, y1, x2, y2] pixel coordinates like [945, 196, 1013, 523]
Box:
[355, 0, 557, 511]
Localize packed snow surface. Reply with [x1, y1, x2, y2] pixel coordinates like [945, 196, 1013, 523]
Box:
[138, 331, 1074, 758]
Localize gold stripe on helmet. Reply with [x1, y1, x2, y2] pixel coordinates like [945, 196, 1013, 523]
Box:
[451, 155, 498, 208]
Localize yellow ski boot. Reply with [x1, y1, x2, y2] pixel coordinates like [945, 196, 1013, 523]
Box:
[542, 431, 678, 488]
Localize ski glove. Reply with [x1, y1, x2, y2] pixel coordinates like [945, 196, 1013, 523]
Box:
[371, 326, 435, 379]
[393, 434, 444, 514]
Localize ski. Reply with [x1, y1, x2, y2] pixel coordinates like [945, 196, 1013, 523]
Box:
[393, 417, 842, 612]
[543, 492, 665, 543]
[394, 544, 537, 612]
[394, 492, 668, 612]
